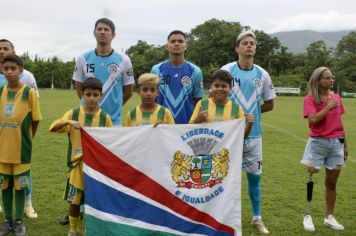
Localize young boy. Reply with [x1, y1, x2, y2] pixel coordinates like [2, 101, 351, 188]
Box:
[0, 55, 42, 236]
[125, 73, 175, 126]
[189, 69, 254, 139]
[49, 77, 112, 236]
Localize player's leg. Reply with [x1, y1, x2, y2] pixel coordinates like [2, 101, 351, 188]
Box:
[12, 167, 30, 236]
[303, 169, 316, 232]
[323, 138, 345, 231]
[0, 174, 14, 235]
[0, 164, 15, 235]
[24, 171, 38, 219]
[66, 163, 84, 235]
[243, 138, 269, 234]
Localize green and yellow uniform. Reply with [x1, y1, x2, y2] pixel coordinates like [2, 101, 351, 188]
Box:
[0, 84, 42, 190]
[124, 104, 175, 127]
[49, 106, 112, 204]
[189, 98, 244, 123]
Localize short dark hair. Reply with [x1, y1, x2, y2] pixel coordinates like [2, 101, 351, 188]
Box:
[167, 30, 186, 41]
[0, 39, 14, 49]
[3, 54, 23, 68]
[211, 70, 233, 86]
[82, 77, 103, 92]
[94, 18, 115, 33]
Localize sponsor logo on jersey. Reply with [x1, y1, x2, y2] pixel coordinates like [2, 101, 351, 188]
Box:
[127, 67, 134, 77]
[181, 76, 192, 87]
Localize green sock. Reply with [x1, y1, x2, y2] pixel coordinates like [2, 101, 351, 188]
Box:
[15, 190, 25, 221]
[2, 177, 13, 221]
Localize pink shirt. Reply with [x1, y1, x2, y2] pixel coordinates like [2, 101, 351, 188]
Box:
[303, 93, 345, 138]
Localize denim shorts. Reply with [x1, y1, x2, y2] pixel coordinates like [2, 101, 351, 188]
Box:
[301, 137, 345, 170]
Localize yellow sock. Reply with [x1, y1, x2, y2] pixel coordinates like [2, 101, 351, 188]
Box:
[69, 215, 80, 232]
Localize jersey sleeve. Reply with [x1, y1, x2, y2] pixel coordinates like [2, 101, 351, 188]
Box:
[164, 109, 175, 124]
[122, 54, 135, 86]
[23, 70, 39, 97]
[105, 114, 113, 127]
[192, 66, 204, 99]
[72, 54, 85, 83]
[124, 110, 132, 127]
[49, 110, 73, 133]
[189, 100, 202, 124]
[237, 105, 244, 119]
[29, 89, 42, 121]
[261, 70, 276, 101]
[303, 95, 316, 118]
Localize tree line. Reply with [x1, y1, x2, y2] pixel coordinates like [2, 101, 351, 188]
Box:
[21, 19, 356, 93]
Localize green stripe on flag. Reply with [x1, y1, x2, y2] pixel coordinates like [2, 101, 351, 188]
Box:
[86, 215, 178, 236]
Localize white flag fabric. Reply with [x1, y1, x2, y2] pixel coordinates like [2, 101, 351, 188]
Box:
[82, 118, 245, 236]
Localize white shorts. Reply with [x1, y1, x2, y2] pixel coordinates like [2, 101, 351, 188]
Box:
[242, 138, 263, 174]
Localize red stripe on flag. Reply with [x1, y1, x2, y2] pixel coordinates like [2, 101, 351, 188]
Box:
[81, 129, 235, 235]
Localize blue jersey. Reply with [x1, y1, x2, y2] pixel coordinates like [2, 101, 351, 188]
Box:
[151, 60, 203, 124]
[73, 49, 134, 125]
[0, 74, 5, 88]
[221, 62, 276, 138]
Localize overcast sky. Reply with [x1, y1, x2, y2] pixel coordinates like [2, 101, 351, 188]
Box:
[2, 0, 356, 61]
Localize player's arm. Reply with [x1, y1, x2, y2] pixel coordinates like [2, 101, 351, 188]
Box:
[123, 84, 133, 105]
[75, 81, 83, 99]
[261, 99, 274, 113]
[32, 121, 40, 137]
[50, 120, 82, 132]
[244, 113, 254, 139]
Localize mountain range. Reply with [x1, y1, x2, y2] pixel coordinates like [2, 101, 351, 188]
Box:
[270, 30, 354, 54]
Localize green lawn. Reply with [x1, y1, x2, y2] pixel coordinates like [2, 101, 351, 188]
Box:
[3, 90, 355, 235]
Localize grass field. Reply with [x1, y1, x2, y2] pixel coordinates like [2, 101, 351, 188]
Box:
[3, 90, 355, 236]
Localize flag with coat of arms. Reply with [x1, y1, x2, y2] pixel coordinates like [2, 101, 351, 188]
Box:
[82, 118, 245, 235]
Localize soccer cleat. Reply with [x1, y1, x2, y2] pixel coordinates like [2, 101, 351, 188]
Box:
[324, 215, 344, 231]
[0, 220, 13, 236]
[13, 221, 27, 236]
[24, 205, 38, 219]
[251, 219, 270, 234]
[303, 214, 315, 231]
[67, 231, 80, 236]
[58, 214, 69, 225]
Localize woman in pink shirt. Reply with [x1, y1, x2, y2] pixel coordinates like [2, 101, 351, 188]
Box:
[301, 67, 348, 232]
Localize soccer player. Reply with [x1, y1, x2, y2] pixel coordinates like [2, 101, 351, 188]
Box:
[221, 31, 276, 234]
[0, 55, 42, 236]
[301, 67, 347, 232]
[49, 77, 112, 236]
[151, 30, 204, 124]
[189, 69, 254, 139]
[0, 39, 39, 97]
[125, 73, 174, 126]
[72, 18, 134, 126]
[0, 39, 39, 218]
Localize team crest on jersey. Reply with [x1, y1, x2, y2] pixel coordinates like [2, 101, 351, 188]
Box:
[4, 103, 15, 117]
[181, 76, 192, 87]
[107, 63, 120, 74]
[254, 78, 262, 89]
[172, 128, 229, 204]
